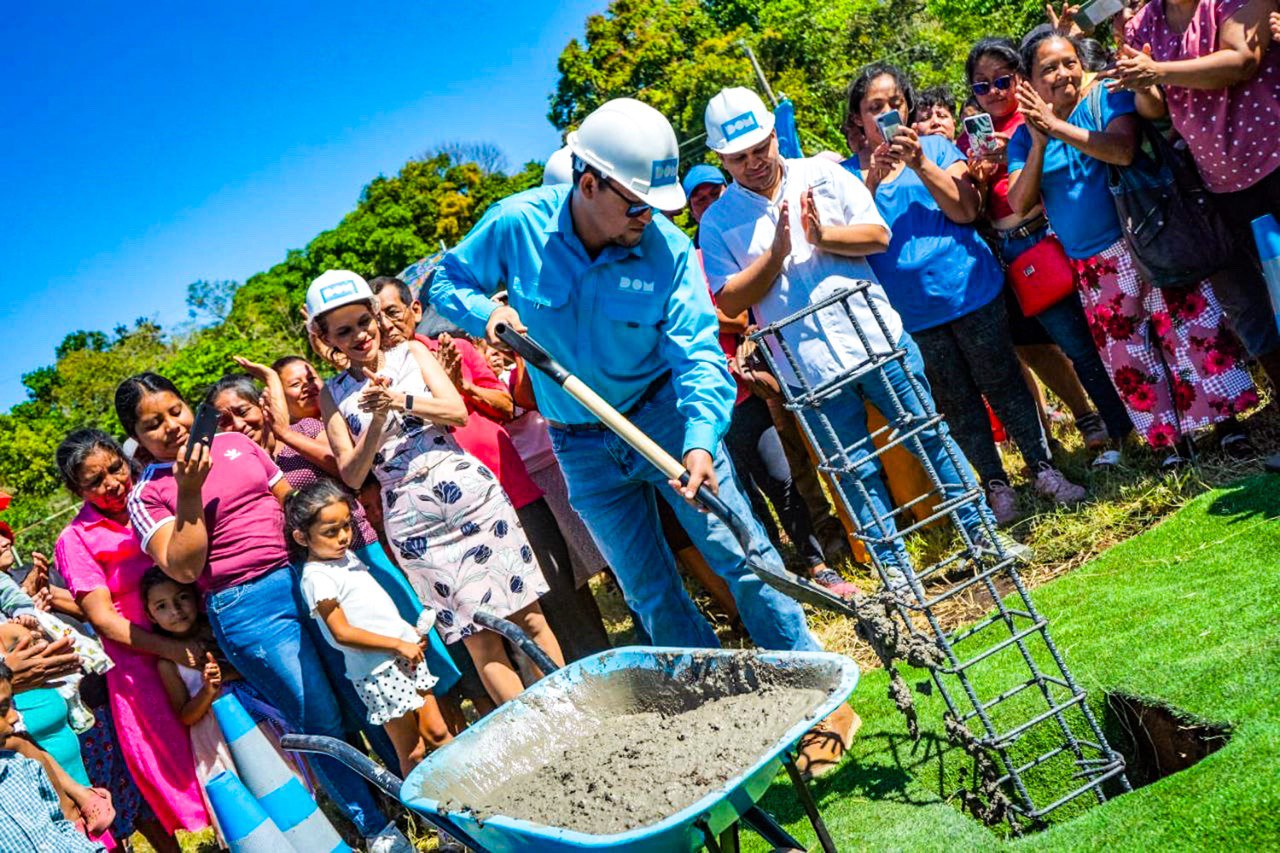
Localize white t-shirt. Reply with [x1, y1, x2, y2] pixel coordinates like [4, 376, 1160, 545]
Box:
[300, 552, 420, 683]
[700, 156, 903, 389]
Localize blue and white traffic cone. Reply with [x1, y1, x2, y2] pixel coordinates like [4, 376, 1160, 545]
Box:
[213, 693, 350, 852]
[1251, 214, 1280, 335]
[205, 771, 290, 852]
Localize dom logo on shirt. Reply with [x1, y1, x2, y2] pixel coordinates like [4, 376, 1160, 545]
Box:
[619, 276, 656, 293]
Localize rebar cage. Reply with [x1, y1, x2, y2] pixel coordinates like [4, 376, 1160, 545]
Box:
[750, 283, 1130, 831]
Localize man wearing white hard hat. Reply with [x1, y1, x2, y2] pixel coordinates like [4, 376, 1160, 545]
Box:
[700, 88, 1006, 587]
[430, 98, 825, 663]
[541, 144, 574, 186]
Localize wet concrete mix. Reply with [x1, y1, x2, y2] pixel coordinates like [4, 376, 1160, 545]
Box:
[433, 657, 833, 835]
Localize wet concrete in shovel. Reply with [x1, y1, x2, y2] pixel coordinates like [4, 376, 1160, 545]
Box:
[430, 655, 834, 836]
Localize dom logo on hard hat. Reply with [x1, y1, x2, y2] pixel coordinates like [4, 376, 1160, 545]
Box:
[320, 280, 359, 304]
[651, 158, 679, 188]
[720, 112, 760, 142]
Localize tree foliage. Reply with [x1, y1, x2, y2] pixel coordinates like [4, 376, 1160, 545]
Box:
[1, 148, 538, 554]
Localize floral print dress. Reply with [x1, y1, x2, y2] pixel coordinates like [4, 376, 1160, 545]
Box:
[327, 344, 548, 643]
[1073, 240, 1257, 447]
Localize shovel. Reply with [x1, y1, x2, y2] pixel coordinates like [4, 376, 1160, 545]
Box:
[493, 323, 857, 618]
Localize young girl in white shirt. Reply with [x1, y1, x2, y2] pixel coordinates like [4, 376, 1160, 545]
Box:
[286, 481, 443, 776]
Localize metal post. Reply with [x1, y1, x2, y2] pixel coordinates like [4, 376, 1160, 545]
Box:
[736, 39, 779, 107]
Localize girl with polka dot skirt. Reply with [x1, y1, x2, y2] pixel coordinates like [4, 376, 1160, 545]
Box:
[289, 481, 442, 777]
[308, 270, 564, 707]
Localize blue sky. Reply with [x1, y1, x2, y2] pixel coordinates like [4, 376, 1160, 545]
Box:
[0, 1, 603, 410]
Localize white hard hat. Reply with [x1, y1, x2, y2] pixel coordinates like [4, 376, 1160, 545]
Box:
[566, 98, 685, 211]
[705, 87, 775, 155]
[541, 145, 574, 186]
[305, 270, 376, 332]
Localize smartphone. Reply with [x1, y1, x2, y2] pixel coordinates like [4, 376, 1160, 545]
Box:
[1076, 0, 1125, 30]
[186, 402, 219, 458]
[875, 110, 904, 142]
[963, 113, 996, 154]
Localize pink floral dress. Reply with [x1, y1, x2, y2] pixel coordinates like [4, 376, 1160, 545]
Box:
[1072, 241, 1257, 446]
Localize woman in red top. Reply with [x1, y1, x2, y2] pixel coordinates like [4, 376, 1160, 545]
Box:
[962, 36, 1133, 482]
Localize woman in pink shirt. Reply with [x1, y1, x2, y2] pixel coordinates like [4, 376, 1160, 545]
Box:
[1113, 0, 1280, 385]
[53, 428, 209, 846]
[113, 372, 400, 849]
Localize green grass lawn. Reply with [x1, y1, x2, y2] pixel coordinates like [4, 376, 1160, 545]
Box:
[747, 474, 1280, 851]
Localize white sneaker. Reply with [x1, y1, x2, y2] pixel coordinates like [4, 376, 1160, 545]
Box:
[367, 822, 414, 853]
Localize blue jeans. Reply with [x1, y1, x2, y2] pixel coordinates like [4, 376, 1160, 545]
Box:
[550, 382, 819, 652]
[796, 333, 996, 579]
[206, 566, 385, 836]
[998, 227, 1133, 440]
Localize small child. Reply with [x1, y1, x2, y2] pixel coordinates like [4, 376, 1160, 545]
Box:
[141, 569, 302, 842]
[287, 481, 439, 777]
[0, 659, 104, 851]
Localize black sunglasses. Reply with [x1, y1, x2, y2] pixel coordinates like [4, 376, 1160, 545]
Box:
[971, 75, 1015, 96]
[595, 173, 652, 218]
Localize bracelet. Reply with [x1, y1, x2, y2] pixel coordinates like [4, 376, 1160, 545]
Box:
[403, 394, 415, 413]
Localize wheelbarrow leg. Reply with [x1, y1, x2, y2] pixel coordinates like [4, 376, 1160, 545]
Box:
[719, 821, 740, 853]
[280, 734, 491, 853]
[741, 807, 805, 849]
[697, 818, 723, 853]
[784, 752, 838, 853]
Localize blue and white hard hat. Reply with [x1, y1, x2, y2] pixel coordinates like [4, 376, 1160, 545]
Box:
[705, 87, 775, 155]
[305, 270, 376, 332]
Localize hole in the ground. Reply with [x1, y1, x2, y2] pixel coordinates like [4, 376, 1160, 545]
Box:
[1105, 692, 1231, 788]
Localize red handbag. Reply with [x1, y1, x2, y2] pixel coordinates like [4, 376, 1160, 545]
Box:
[1006, 233, 1076, 317]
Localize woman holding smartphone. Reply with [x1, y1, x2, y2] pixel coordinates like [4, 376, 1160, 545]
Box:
[113, 372, 406, 852]
[1006, 31, 1257, 461]
[843, 62, 1087, 525]
[962, 37, 1133, 467]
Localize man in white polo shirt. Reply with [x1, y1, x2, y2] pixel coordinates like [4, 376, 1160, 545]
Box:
[699, 87, 1001, 585]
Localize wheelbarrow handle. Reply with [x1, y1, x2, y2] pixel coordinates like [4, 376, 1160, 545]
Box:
[279, 734, 490, 853]
[474, 611, 560, 675]
[495, 323, 859, 618]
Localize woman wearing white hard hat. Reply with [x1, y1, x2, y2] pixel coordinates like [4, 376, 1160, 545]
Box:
[307, 270, 565, 707]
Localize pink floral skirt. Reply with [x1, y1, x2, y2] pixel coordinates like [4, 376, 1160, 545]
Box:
[1071, 240, 1257, 447]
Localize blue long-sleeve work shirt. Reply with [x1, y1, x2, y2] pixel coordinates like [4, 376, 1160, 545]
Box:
[429, 185, 735, 457]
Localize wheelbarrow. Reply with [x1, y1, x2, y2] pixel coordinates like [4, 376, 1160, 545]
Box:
[282, 617, 857, 852]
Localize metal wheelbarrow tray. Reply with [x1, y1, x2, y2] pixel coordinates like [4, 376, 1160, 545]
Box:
[401, 646, 858, 853]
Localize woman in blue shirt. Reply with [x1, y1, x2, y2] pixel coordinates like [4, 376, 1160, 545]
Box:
[1006, 31, 1256, 461]
[844, 63, 1086, 522]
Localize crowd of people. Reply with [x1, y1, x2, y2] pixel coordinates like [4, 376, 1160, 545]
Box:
[3, 2, 1280, 849]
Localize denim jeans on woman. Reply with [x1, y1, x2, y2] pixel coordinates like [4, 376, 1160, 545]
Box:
[206, 566, 385, 836]
[793, 332, 996, 584]
[912, 294, 1052, 486]
[997, 226, 1133, 440]
[549, 381, 819, 652]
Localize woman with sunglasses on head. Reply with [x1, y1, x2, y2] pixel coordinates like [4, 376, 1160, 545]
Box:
[1006, 30, 1257, 461]
[962, 37, 1134, 467]
[843, 62, 1087, 525]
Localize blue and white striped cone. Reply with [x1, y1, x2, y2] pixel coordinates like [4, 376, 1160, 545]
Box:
[205, 771, 290, 852]
[213, 693, 351, 852]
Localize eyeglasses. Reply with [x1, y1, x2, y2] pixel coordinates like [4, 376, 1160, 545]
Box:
[597, 175, 652, 218]
[971, 75, 1015, 96]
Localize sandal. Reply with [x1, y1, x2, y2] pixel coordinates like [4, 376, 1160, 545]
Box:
[78, 787, 115, 835]
[1218, 431, 1255, 460]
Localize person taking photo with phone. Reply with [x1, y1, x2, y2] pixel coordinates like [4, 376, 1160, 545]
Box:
[961, 36, 1134, 468]
[113, 373, 410, 853]
[843, 63, 1087, 525]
